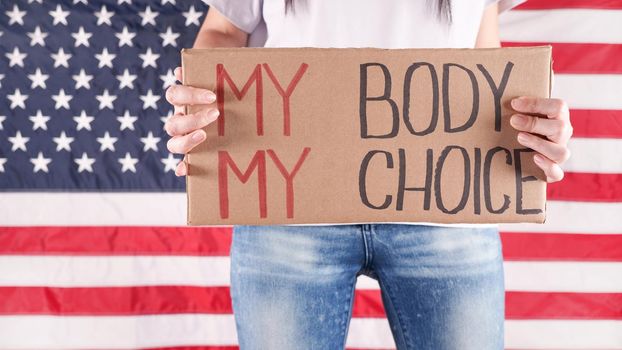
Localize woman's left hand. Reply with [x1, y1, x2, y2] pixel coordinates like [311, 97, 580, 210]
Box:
[509, 96, 573, 183]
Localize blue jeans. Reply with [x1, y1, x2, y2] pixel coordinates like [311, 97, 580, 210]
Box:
[230, 224, 505, 349]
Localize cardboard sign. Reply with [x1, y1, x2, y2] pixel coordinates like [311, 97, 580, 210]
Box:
[181, 46, 552, 225]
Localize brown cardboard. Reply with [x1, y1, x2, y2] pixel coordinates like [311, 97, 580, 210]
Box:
[181, 46, 552, 225]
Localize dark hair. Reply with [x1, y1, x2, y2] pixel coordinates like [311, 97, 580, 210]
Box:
[284, 0, 453, 24]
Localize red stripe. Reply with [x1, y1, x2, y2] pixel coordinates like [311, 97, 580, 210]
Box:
[3, 228, 622, 260]
[0, 226, 232, 256]
[2, 286, 619, 320]
[567, 109, 622, 138]
[500, 232, 622, 261]
[502, 42, 622, 74]
[548, 173, 622, 202]
[515, 0, 622, 10]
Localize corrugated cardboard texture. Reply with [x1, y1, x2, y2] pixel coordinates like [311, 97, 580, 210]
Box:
[182, 46, 552, 225]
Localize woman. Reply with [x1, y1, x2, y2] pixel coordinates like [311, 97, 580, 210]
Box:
[164, 1, 573, 349]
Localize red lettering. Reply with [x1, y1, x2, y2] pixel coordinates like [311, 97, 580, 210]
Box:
[262, 63, 309, 136]
[218, 150, 267, 219]
[216, 64, 264, 136]
[266, 147, 312, 218]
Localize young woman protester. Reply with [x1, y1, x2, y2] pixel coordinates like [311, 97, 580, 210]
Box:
[163, 1, 573, 348]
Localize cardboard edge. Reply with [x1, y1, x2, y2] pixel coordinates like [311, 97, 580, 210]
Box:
[543, 45, 553, 224]
[181, 49, 192, 226]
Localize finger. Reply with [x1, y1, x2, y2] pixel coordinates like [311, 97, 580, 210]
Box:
[509, 113, 572, 144]
[174, 104, 184, 115]
[510, 96, 569, 120]
[174, 67, 182, 82]
[164, 107, 220, 136]
[165, 84, 216, 106]
[175, 158, 187, 177]
[166, 129, 207, 154]
[517, 131, 571, 164]
[533, 153, 564, 183]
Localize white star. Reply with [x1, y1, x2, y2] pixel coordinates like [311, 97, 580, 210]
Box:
[139, 6, 158, 26]
[95, 47, 115, 68]
[140, 89, 160, 110]
[6, 47, 27, 67]
[115, 26, 135, 47]
[72, 27, 92, 47]
[0, 115, 5, 130]
[118, 0, 132, 5]
[161, 153, 180, 172]
[8, 89, 28, 109]
[73, 0, 88, 4]
[117, 69, 137, 89]
[160, 69, 177, 89]
[28, 0, 43, 3]
[74, 152, 96, 173]
[72, 69, 93, 89]
[162, 0, 175, 5]
[159, 27, 179, 47]
[30, 152, 52, 173]
[27, 26, 48, 47]
[117, 110, 137, 131]
[28, 68, 49, 89]
[160, 110, 173, 129]
[6, 5, 26, 25]
[118, 152, 138, 173]
[8, 131, 29, 151]
[0, 74, 4, 88]
[53, 131, 74, 151]
[96, 131, 118, 152]
[0, 158, 6, 173]
[183, 5, 202, 26]
[49, 5, 70, 25]
[51, 48, 72, 68]
[73, 110, 94, 131]
[52, 89, 72, 110]
[139, 47, 159, 68]
[29, 110, 50, 130]
[94, 5, 114, 25]
[96, 89, 117, 110]
[140, 131, 161, 151]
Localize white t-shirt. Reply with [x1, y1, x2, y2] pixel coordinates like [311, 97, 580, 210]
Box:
[200, 0, 526, 227]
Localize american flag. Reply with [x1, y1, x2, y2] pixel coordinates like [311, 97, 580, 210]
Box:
[0, 0, 621, 349]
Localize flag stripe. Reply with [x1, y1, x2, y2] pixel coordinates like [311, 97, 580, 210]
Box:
[553, 74, 622, 110]
[0, 286, 620, 320]
[3, 195, 622, 232]
[548, 173, 622, 202]
[499, 9, 622, 44]
[502, 42, 622, 74]
[2, 256, 622, 292]
[564, 137, 622, 173]
[516, 0, 622, 10]
[501, 232, 622, 261]
[3, 227, 622, 260]
[567, 109, 622, 139]
[1, 314, 621, 350]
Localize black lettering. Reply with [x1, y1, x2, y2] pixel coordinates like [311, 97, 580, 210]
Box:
[397, 148, 433, 211]
[359, 150, 393, 209]
[483, 146, 512, 214]
[359, 63, 399, 138]
[514, 148, 543, 215]
[477, 61, 514, 132]
[442, 63, 480, 133]
[403, 62, 439, 136]
[434, 145, 470, 214]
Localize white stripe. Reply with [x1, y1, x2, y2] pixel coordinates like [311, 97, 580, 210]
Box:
[500, 201, 622, 234]
[1, 315, 621, 349]
[564, 137, 622, 173]
[553, 74, 622, 110]
[2, 193, 622, 233]
[2, 255, 621, 293]
[500, 9, 622, 44]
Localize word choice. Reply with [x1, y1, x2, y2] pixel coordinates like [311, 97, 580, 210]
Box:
[358, 146, 542, 215]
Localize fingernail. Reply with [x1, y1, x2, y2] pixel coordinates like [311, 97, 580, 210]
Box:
[192, 130, 204, 141]
[517, 132, 529, 144]
[203, 91, 216, 103]
[510, 114, 527, 128]
[207, 108, 220, 121]
[533, 154, 544, 164]
[511, 97, 524, 109]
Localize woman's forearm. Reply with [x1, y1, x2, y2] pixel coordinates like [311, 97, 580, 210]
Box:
[193, 28, 248, 48]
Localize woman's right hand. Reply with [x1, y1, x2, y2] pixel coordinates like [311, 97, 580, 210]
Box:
[164, 66, 220, 176]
